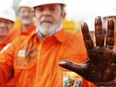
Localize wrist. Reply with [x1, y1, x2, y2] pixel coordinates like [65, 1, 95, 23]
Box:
[94, 79, 116, 87]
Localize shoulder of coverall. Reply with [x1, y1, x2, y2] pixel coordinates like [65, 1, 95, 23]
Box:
[53, 29, 84, 43]
[54, 29, 87, 61]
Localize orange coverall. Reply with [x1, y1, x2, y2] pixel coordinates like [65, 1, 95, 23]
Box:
[0, 29, 91, 87]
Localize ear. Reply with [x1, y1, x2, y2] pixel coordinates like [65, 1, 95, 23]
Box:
[33, 12, 35, 17]
[62, 12, 66, 19]
[33, 11, 35, 17]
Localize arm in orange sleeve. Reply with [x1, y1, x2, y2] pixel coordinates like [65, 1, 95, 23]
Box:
[0, 41, 16, 87]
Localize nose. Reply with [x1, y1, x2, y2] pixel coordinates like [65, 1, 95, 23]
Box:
[0, 22, 5, 28]
[42, 8, 51, 16]
[23, 11, 29, 17]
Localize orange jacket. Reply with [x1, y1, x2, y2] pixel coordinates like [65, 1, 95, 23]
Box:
[0, 29, 88, 87]
[0, 36, 15, 87]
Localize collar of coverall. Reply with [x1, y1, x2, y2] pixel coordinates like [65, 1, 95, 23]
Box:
[36, 25, 63, 40]
[30, 27, 66, 43]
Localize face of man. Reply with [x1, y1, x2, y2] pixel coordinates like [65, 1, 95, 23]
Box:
[19, 7, 34, 25]
[34, 4, 66, 36]
[0, 18, 13, 37]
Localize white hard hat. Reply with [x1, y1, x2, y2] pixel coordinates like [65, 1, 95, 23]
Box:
[0, 7, 16, 22]
[32, 0, 66, 8]
[19, 0, 33, 8]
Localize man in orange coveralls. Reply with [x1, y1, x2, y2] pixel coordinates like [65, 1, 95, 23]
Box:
[10, 0, 35, 37]
[0, 7, 16, 51]
[0, 0, 116, 87]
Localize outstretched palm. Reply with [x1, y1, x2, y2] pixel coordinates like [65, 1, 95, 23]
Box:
[59, 16, 116, 86]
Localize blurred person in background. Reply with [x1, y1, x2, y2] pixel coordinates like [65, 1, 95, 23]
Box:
[0, 7, 16, 87]
[0, 7, 16, 51]
[10, 0, 35, 37]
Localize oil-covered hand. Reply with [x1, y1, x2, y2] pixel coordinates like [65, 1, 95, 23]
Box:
[59, 16, 116, 86]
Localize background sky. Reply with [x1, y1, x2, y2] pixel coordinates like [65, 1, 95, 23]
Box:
[0, 0, 116, 21]
[65, 0, 116, 21]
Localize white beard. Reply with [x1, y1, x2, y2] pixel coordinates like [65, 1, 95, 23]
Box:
[36, 18, 62, 36]
[21, 18, 33, 25]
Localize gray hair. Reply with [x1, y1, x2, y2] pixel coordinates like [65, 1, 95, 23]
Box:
[61, 4, 66, 16]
